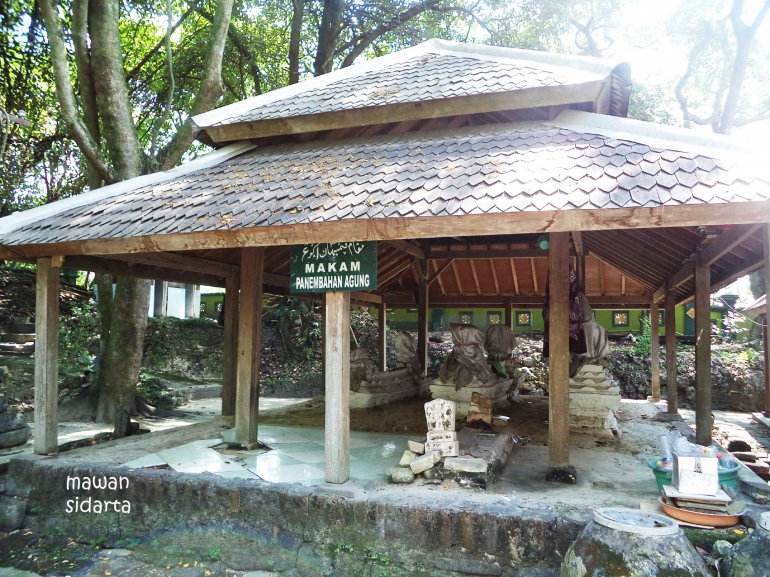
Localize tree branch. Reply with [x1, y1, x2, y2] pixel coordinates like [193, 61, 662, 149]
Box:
[38, 0, 115, 184]
[197, 7, 261, 95]
[675, 27, 719, 127]
[341, 0, 440, 68]
[157, 0, 234, 170]
[126, 1, 199, 81]
[71, 0, 103, 190]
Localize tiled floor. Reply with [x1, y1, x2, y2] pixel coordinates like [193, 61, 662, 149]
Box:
[123, 425, 413, 486]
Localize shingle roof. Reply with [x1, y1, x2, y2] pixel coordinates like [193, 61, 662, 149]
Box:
[192, 39, 631, 136]
[2, 111, 767, 247]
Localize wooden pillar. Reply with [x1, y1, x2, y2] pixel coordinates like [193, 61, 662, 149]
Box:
[416, 261, 428, 376]
[505, 298, 513, 329]
[221, 275, 240, 416]
[665, 290, 678, 414]
[235, 248, 264, 447]
[649, 299, 661, 401]
[153, 280, 167, 317]
[377, 302, 387, 372]
[695, 260, 712, 446]
[34, 257, 61, 455]
[764, 224, 770, 417]
[325, 291, 351, 484]
[546, 232, 574, 483]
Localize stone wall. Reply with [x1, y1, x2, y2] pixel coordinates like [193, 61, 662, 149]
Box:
[7, 455, 585, 576]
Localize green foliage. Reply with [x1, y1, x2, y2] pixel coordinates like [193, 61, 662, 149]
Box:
[634, 315, 652, 357]
[136, 372, 176, 410]
[207, 547, 221, 561]
[58, 300, 100, 372]
[142, 316, 223, 376]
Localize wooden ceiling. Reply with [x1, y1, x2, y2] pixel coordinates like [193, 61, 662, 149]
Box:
[59, 225, 763, 310]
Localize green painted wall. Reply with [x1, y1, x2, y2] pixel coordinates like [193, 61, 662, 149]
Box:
[380, 304, 726, 336]
[200, 293, 224, 320]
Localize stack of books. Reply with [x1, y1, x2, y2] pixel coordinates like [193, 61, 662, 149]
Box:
[662, 485, 743, 516]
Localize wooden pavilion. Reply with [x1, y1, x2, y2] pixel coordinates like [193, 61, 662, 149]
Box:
[1, 39, 769, 484]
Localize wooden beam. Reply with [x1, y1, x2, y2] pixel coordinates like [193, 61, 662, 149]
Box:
[694, 258, 712, 446]
[650, 299, 660, 401]
[469, 259, 481, 295]
[235, 247, 264, 447]
[489, 259, 500, 294]
[428, 259, 453, 286]
[653, 224, 761, 303]
[451, 260, 464, 296]
[62, 255, 225, 287]
[7, 202, 770, 260]
[34, 258, 60, 455]
[222, 275, 239, 417]
[621, 275, 626, 296]
[530, 258, 539, 294]
[505, 298, 513, 330]
[546, 232, 573, 483]
[427, 248, 559, 260]
[203, 81, 605, 142]
[112, 251, 238, 278]
[430, 260, 447, 295]
[665, 289, 678, 415]
[383, 239, 424, 259]
[572, 231, 584, 255]
[378, 302, 387, 372]
[765, 225, 770, 416]
[325, 291, 351, 483]
[510, 258, 519, 295]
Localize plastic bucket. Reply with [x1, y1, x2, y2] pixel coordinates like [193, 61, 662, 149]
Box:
[647, 458, 742, 492]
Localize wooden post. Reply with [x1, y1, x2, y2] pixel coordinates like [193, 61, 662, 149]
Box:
[377, 302, 387, 372]
[695, 259, 712, 446]
[416, 261, 428, 376]
[221, 275, 240, 416]
[665, 289, 678, 414]
[325, 291, 351, 484]
[546, 232, 574, 483]
[649, 299, 661, 401]
[764, 224, 770, 417]
[153, 280, 167, 317]
[34, 257, 60, 455]
[235, 248, 264, 446]
[505, 298, 513, 329]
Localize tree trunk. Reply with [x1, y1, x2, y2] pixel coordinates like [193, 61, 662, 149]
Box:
[289, 0, 304, 84]
[314, 0, 345, 76]
[95, 277, 151, 423]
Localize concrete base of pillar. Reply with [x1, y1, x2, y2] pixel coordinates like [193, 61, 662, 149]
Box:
[646, 396, 662, 403]
[546, 465, 577, 484]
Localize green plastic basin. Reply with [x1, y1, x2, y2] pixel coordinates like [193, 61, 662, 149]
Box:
[647, 458, 742, 492]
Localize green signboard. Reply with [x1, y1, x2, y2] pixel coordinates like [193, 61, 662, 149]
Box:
[290, 242, 377, 293]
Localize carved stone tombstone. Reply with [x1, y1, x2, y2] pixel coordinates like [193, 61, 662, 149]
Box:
[425, 398, 456, 431]
[424, 399, 458, 457]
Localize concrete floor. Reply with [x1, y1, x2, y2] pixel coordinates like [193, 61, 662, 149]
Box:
[9, 395, 770, 512]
